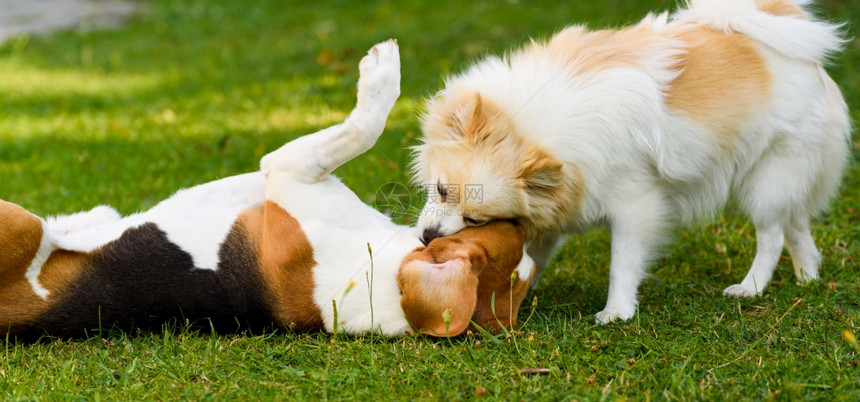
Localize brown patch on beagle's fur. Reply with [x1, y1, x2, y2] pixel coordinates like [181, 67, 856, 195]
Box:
[0, 201, 89, 300]
[398, 221, 529, 336]
[35, 250, 87, 299]
[4, 249, 89, 336]
[0, 278, 49, 330]
[1, 200, 101, 333]
[664, 27, 771, 148]
[0, 200, 43, 280]
[239, 201, 324, 331]
[755, 0, 807, 18]
[0, 200, 51, 326]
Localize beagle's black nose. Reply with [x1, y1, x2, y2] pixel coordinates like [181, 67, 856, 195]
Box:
[421, 227, 443, 245]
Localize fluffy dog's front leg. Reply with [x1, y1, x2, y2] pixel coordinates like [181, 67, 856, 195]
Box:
[595, 190, 667, 324]
[260, 40, 400, 184]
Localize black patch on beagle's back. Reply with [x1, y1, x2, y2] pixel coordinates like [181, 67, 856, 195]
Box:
[19, 222, 275, 339]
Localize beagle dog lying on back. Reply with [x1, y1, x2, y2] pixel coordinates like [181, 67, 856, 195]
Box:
[0, 40, 535, 340]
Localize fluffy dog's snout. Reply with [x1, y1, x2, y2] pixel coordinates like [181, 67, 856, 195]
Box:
[421, 227, 443, 245]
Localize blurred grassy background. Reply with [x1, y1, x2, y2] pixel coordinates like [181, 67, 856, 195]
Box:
[0, 0, 858, 399]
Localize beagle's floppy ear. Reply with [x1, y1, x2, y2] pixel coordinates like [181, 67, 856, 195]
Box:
[397, 256, 478, 337]
[448, 221, 531, 332]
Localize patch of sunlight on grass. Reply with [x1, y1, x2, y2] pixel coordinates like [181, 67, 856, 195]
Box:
[0, 60, 165, 96]
[0, 113, 139, 140]
[262, 107, 348, 131]
[230, 96, 421, 139]
[388, 96, 421, 121]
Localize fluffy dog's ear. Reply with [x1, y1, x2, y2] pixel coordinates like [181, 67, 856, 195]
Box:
[397, 257, 478, 337]
[446, 93, 513, 143]
[463, 93, 486, 141]
[518, 145, 563, 195]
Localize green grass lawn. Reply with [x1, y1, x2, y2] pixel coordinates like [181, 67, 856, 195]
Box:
[1, 0, 858, 399]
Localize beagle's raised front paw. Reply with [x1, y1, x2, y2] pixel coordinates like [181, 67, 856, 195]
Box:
[357, 39, 400, 111]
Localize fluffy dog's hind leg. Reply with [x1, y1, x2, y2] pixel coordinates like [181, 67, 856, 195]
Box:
[723, 220, 784, 298]
[784, 216, 820, 284]
[725, 121, 841, 297]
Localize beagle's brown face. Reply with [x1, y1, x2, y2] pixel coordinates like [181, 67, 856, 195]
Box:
[397, 220, 533, 337]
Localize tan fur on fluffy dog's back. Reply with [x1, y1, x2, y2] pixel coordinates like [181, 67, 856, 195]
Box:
[664, 26, 772, 149]
[755, 0, 807, 17]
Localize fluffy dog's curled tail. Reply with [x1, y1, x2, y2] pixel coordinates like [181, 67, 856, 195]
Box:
[674, 0, 846, 63]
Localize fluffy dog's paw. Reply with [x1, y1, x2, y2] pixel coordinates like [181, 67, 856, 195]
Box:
[594, 307, 635, 325]
[795, 269, 819, 285]
[356, 39, 400, 114]
[722, 284, 760, 298]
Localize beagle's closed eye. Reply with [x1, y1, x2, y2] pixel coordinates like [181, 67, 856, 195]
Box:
[463, 216, 488, 227]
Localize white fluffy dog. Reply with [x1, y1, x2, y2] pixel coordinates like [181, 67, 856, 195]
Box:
[412, 0, 851, 323]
